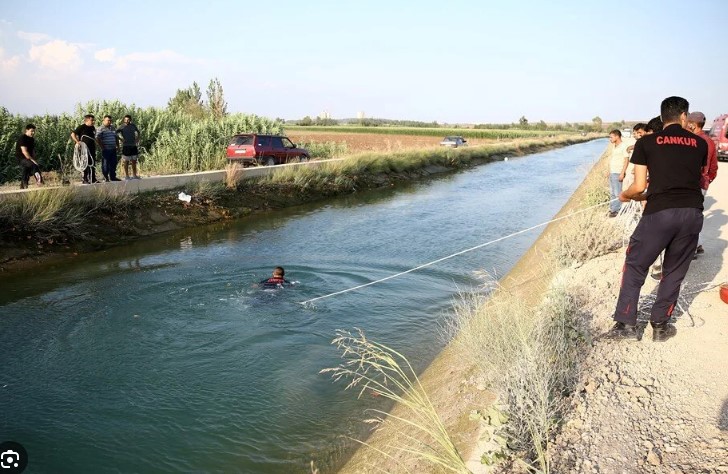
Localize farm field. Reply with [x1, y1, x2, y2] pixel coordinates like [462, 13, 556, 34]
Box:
[286, 126, 577, 154]
[288, 130, 454, 153]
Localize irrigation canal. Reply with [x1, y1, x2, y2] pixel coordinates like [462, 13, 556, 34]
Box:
[0, 139, 606, 473]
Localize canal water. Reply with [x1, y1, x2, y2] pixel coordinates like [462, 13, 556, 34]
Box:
[0, 139, 605, 473]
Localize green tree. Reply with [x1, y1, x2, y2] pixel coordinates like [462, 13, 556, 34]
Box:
[591, 116, 603, 132]
[519, 115, 529, 127]
[299, 116, 313, 126]
[167, 82, 205, 118]
[206, 78, 228, 120]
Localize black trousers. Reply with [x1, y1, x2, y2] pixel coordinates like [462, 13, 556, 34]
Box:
[18, 158, 41, 189]
[83, 155, 97, 183]
[614, 207, 703, 324]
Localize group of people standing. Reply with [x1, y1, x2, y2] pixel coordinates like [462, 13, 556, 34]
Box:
[14, 114, 142, 189]
[606, 96, 718, 342]
[70, 114, 142, 184]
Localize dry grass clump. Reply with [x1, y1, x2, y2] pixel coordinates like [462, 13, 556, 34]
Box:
[322, 328, 470, 474]
[225, 163, 245, 189]
[0, 186, 135, 241]
[549, 204, 623, 267]
[449, 284, 590, 472]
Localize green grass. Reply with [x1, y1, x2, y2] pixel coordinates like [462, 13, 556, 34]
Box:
[0, 186, 136, 242]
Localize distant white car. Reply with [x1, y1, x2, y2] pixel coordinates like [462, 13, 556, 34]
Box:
[440, 136, 467, 147]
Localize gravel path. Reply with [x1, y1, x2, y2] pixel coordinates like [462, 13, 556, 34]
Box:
[550, 166, 728, 473]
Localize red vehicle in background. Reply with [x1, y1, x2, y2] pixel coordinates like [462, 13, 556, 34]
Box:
[226, 134, 310, 166]
[708, 114, 728, 161]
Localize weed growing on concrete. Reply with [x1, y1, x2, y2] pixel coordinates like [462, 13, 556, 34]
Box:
[322, 328, 470, 474]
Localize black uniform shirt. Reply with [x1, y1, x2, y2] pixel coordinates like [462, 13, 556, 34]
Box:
[630, 123, 707, 215]
[74, 124, 97, 155]
[15, 134, 34, 162]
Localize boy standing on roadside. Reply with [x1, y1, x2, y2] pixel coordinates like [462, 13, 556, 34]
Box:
[608, 96, 707, 342]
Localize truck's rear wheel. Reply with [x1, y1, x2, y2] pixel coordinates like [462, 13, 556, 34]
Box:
[264, 157, 275, 166]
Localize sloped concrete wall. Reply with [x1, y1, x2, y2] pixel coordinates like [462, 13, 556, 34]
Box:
[0, 158, 346, 202]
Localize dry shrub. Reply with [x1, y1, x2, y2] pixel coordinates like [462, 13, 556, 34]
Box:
[550, 205, 622, 267]
[0, 186, 136, 241]
[322, 329, 470, 474]
[225, 163, 245, 189]
[449, 285, 590, 472]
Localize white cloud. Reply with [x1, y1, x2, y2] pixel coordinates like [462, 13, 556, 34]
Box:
[0, 47, 20, 73]
[28, 40, 82, 71]
[94, 48, 116, 63]
[17, 31, 52, 44]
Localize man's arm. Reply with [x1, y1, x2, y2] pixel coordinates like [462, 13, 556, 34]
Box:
[95, 129, 104, 150]
[708, 143, 718, 183]
[620, 164, 647, 202]
[619, 155, 630, 181]
[20, 145, 37, 164]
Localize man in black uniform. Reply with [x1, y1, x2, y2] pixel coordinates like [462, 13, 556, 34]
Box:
[15, 124, 43, 189]
[608, 96, 707, 342]
[70, 114, 99, 184]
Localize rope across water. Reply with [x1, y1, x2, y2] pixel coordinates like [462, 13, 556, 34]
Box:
[299, 197, 621, 305]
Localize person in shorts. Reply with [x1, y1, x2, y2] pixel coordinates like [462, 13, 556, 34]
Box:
[117, 115, 141, 180]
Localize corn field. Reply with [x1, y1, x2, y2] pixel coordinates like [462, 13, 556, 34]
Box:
[0, 101, 283, 184]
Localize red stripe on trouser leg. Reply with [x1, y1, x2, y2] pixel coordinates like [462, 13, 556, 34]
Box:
[667, 303, 674, 317]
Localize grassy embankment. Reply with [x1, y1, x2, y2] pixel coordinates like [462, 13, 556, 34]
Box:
[0, 134, 596, 269]
[326, 152, 624, 473]
[1, 102, 579, 187]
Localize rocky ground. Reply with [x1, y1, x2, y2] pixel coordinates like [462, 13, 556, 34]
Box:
[549, 169, 728, 473]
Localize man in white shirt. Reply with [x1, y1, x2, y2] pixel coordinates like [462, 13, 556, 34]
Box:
[607, 129, 630, 217]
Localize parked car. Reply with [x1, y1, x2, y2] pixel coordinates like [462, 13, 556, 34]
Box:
[708, 114, 728, 161]
[440, 136, 467, 148]
[226, 134, 310, 166]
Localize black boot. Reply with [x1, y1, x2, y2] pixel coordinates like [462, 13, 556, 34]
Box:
[606, 321, 638, 340]
[651, 321, 677, 342]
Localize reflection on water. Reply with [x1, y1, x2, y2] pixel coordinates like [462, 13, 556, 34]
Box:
[0, 140, 605, 473]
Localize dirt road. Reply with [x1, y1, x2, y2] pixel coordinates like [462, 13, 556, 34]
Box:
[551, 165, 728, 472]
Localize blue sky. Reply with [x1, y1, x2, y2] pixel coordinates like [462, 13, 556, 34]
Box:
[0, 0, 725, 124]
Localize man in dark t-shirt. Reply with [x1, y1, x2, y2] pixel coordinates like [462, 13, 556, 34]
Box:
[117, 114, 141, 179]
[71, 114, 99, 184]
[15, 124, 43, 189]
[608, 96, 707, 342]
